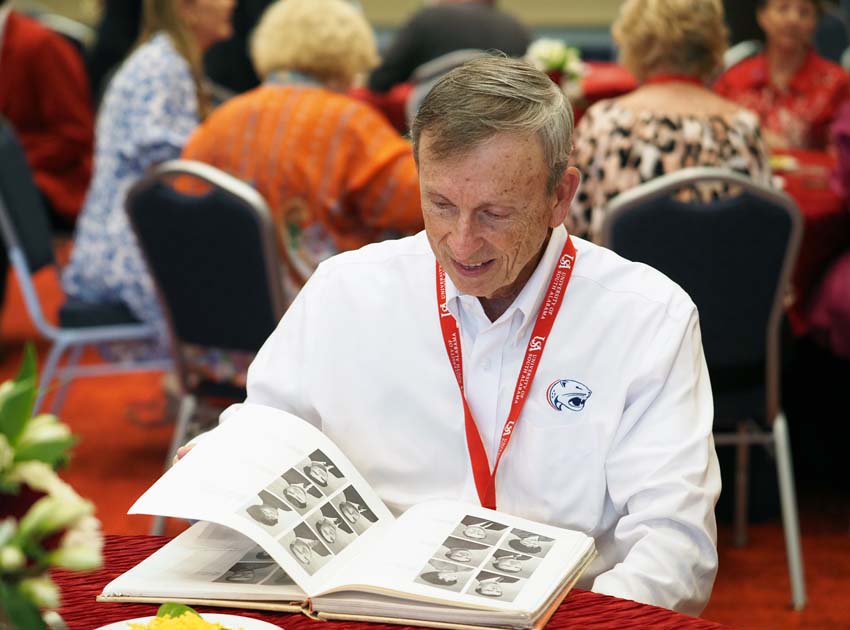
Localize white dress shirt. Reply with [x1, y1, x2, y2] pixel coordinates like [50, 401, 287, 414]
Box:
[223, 225, 721, 614]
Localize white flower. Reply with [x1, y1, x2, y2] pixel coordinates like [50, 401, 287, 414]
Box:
[19, 576, 60, 609]
[50, 515, 103, 570]
[0, 544, 25, 571]
[0, 433, 12, 474]
[0, 518, 15, 547]
[8, 461, 78, 502]
[17, 494, 93, 539]
[16, 414, 72, 449]
[526, 38, 569, 72]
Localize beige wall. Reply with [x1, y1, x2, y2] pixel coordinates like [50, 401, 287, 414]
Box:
[361, 0, 622, 27]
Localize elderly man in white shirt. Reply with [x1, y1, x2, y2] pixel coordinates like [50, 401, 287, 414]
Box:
[181, 55, 720, 614]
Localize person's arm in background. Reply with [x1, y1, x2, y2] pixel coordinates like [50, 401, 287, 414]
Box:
[19, 28, 94, 217]
[367, 11, 424, 93]
[592, 299, 720, 614]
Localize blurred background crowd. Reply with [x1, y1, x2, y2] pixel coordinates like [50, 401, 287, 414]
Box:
[1, 1, 850, 628]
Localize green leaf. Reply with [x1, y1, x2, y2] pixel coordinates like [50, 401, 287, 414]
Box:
[13, 436, 76, 466]
[0, 579, 48, 630]
[156, 602, 201, 618]
[0, 345, 38, 445]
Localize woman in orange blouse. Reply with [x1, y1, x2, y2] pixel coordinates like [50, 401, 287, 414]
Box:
[182, 0, 423, 306]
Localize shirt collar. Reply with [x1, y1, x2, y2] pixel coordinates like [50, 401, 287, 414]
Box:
[265, 70, 324, 88]
[444, 224, 569, 330]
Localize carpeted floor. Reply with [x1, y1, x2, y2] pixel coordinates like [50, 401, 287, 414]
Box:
[2, 258, 849, 629]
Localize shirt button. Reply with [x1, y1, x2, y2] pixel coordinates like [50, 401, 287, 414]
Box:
[481, 359, 492, 370]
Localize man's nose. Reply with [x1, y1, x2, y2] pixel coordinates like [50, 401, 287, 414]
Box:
[447, 214, 482, 260]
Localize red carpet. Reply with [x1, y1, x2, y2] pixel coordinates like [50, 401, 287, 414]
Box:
[2, 255, 849, 629]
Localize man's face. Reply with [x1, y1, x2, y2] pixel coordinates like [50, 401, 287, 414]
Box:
[757, 0, 818, 51]
[318, 522, 337, 544]
[447, 549, 472, 562]
[477, 581, 503, 597]
[340, 502, 361, 523]
[308, 464, 328, 485]
[463, 525, 487, 540]
[419, 131, 577, 306]
[285, 485, 308, 506]
[494, 557, 522, 573]
[291, 541, 312, 565]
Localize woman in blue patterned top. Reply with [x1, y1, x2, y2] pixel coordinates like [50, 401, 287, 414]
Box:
[62, 0, 235, 357]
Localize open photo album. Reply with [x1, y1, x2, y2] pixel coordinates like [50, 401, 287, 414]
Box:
[98, 403, 597, 630]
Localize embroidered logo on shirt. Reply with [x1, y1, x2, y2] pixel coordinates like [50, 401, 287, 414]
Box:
[547, 379, 592, 412]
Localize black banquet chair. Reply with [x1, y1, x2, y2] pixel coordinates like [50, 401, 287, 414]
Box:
[125, 160, 287, 532]
[599, 167, 806, 611]
[0, 116, 171, 413]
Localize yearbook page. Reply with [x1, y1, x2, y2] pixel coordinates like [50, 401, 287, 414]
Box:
[316, 500, 596, 621]
[127, 403, 395, 595]
[101, 522, 304, 606]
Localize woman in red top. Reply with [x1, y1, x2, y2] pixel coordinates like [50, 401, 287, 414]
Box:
[714, 0, 850, 150]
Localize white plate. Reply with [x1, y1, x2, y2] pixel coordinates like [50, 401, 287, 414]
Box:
[95, 613, 283, 630]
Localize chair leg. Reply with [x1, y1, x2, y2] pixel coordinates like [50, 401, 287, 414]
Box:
[773, 412, 806, 611]
[49, 344, 84, 414]
[733, 422, 750, 547]
[35, 341, 68, 414]
[150, 394, 197, 537]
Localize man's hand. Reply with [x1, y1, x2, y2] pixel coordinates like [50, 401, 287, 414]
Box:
[173, 444, 196, 465]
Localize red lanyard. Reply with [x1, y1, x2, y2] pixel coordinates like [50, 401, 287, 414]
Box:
[436, 235, 577, 509]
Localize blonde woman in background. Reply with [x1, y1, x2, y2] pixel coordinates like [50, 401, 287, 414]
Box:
[569, 0, 772, 242]
[182, 0, 423, 307]
[63, 0, 234, 358]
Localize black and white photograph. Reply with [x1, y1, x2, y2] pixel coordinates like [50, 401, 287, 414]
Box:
[505, 528, 555, 558]
[213, 560, 278, 585]
[236, 489, 296, 536]
[467, 570, 524, 602]
[277, 468, 324, 515]
[297, 449, 346, 496]
[487, 548, 542, 579]
[452, 516, 509, 546]
[237, 545, 273, 563]
[329, 486, 378, 535]
[414, 558, 474, 593]
[260, 567, 297, 586]
[278, 523, 333, 576]
[436, 536, 490, 566]
[307, 503, 357, 555]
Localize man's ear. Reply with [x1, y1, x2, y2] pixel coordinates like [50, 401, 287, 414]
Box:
[549, 166, 581, 228]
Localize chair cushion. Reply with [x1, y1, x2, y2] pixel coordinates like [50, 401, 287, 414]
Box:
[58, 299, 142, 328]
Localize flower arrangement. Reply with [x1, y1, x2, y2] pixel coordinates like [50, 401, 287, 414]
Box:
[0, 346, 103, 629]
[525, 38, 587, 99]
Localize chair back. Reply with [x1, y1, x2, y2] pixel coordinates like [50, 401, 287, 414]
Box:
[600, 167, 802, 424]
[126, 160, 286, 358]
[0, 117, 57, 274]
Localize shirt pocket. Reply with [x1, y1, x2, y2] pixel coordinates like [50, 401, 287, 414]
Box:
[507, 417, 606, 528]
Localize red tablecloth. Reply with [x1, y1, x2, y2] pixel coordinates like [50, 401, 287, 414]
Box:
[54, 535, 732, 630]
[775, 149, 850, 334]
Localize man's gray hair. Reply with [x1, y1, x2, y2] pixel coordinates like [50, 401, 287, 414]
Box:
[411, 55, 574, 194]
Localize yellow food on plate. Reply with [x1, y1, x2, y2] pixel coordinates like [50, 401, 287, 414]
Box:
[128, 612, 231, 630]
